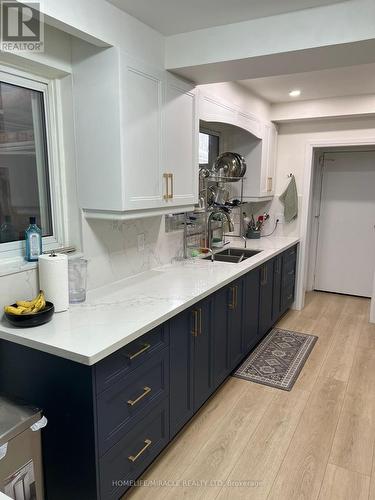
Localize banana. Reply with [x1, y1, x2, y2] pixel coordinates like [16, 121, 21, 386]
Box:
[4, 305, 28, 315]
[30, 293, 46, 314]
[16, 290, 44, 308]
[4, 291, 46, 316]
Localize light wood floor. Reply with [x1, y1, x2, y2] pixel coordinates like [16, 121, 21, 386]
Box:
[125, 292, 375, 500]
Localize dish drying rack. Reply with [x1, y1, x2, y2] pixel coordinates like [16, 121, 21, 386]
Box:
[183, 175, 247, 258]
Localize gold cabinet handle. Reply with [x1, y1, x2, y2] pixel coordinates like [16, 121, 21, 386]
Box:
[127, 386, 152, 406]
[163, 173, 169, 200]
[192, 309, 199, 336]
[235, 286, 238, 309]
[228, 286, 236, 310]
[198, 307, 202, 335]
[126, 343, 151, 360]
[169, 173, 173, 199]
[128, 439, 152, 462]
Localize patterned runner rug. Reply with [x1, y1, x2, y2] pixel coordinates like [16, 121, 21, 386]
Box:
[233, 328, 318, 391]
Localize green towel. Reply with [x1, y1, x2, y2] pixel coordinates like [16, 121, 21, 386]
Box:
[279, 175, 298, 223]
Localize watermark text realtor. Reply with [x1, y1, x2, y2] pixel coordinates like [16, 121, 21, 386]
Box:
[1, 1, 44, 52]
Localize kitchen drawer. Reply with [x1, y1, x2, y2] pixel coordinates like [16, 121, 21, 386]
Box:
[97, 348, 169, 456]
[99, 398, 169, 500]
[95, 324, 169, 394]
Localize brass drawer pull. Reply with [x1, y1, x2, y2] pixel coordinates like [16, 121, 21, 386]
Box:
[199, 308, 202, 335]
[127, 386, 151, 406]
[128, 439, 152, 462]
[169, 173, 173, 199]
[163, 173, 169, 200]
[192, 309, 199, 337]
[126, 343, 151, 360]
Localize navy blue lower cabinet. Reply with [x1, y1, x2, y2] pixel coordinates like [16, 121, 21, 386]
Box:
[212, 286, 230, 388]
[193, 297, 214, 411]
[169, 296, 214, 437]
[259, 259, 275, 339]
[281, 246, 297, 314]
[169, 307, 194, 438]
[243, 268, 260, 353]
[99, 398, 169, 500]
[272, 254, 282, 323]
[228, 278, 245, 368]
[0, 248, 298, 500]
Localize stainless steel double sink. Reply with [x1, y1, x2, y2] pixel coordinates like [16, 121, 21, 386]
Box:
[203, 247, 262, 263]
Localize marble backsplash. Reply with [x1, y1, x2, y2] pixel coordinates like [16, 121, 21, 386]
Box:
[82, 216, 184, 291]
[0, 215, 184, 305]
[0, 202, 299, 305]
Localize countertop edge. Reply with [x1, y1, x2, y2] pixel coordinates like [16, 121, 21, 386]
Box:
[0, 238, 300, 365]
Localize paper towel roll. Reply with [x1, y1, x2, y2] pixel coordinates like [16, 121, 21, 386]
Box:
[38, 253, 69, 312]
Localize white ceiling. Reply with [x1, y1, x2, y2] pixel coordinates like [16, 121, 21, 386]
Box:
[107, 0, 346, 35]
[239, 63, 375, 103]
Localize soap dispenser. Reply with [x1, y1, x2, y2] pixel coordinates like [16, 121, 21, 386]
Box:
[25, 217, 42, 261]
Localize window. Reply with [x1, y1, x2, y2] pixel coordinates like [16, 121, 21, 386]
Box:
[199, 129, 220, 169]
[0, 68, 63, 260]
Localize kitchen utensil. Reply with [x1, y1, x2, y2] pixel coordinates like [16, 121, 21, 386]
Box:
[4, 301, 55, 328]
[196, 191, 206, 212]
[199, 168, 210, 179]
[206, 186, 216, 207]
[213, 152, 240, 177]
[214, 185, 230, 204]
[234, 153, 247, 177]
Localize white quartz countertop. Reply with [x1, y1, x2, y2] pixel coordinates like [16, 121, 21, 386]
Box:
[0, 237, 299, 365]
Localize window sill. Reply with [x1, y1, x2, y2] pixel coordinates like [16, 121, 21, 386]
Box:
[0, 257, 38, 277]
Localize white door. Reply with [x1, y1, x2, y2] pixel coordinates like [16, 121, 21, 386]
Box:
[164, 75, 198, 208]
[315, 151, 375, 297]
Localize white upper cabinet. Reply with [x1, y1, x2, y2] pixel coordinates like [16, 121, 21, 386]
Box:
[198, 90, 277, 201]
[122, 57, 164, 212]
[72, 43, 197, 220]
[260, 122, 278, 197]
[164, 75, 198, 208]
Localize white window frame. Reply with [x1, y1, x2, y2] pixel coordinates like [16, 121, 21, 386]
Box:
[0, 65, 67, 261]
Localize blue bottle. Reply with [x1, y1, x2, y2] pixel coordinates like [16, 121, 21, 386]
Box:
[25, 217, 42, 262]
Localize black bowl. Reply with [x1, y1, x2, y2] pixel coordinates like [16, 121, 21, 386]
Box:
[4, 301, 55, 328]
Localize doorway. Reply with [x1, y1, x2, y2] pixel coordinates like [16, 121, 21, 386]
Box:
[313, 150, 375, 298]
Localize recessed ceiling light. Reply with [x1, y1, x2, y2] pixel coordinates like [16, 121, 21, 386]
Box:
[289, 89, 301, 97]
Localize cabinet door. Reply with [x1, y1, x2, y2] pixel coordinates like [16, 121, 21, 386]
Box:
[169, 307, 194, 438]
[164, 76, 198, 208]
[123, 57, 165, 211]
[260, 122, 278, 196]
[267, 123, 278, 196]
[259, 260, 275, 339]
[272, 254, 282, 323]
[281, 246, 297, 314]
[228, 279, 244, 368]
[212, 286, 230, 388]
[243, 268, 260, 354]
[193, 298, 214, 411]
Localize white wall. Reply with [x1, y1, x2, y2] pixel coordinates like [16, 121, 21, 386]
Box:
[165, 0, 375, 83]
[198, 81, 271, 121]
[269, 116, 375, 240]
[271, 94, 375, 122]
[35, 0, 165, 66]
